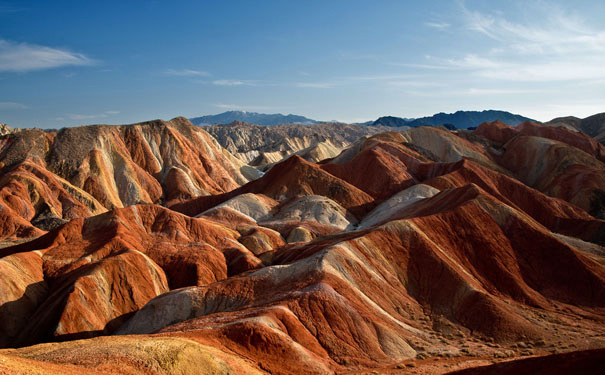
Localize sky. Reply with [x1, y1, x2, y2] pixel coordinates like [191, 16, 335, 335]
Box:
[1, 0, 604, 128]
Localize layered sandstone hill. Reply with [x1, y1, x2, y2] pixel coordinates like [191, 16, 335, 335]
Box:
[546, 112, 605, 145]
[475, 121, 605, 219]
[0, 117, 260, 243]
[0, 120, 604, 375]
[204, 121, 402, 168]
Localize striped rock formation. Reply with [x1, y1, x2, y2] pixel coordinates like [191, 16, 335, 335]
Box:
[0, 118, 260, 242]
[0, 121, 604, 374]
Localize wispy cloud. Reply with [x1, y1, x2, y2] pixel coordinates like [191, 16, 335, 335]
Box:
[386, 61, 457, 70]
[296, 81, 337, 89]
[387, 80, 445, 88]
[425, 21, 450, 30]
[212, 79, 258, 86]
[164, 68, 210, 77]
[295, 74, 425, 89]
[450, 3, 605, 82]
[343, 73, 421, 81]
[213, 79, 244, 86]
[399, 87, 543, 98]
[60, 110, 120, 121]
[0, 101, 27, 109]
[448, 56, 605, 81]
[464, 87, 545, 95]
[446, 54, 501, 69]
[0, 39, 94, 72]
[463, 4, 605, 55]
[213, 103, 278, 111]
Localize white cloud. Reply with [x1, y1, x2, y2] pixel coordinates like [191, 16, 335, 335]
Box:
[164, 68, 209, 77]
[447, 54, 501, 69]
[0, 101, 27, 109]
[463, 5, 605, 55]
[67, 114, 99, 120]
[464, 88, 545, 95]
[213, 79, 242, 86]
[451, 3, 605, 82]
[445, 52, 605, 82]
[63, 110, 119, 121]
[212, 79, 252, 86]
[387, 80, 445, 88]
[343, 73, 421, 81]
[464, 9, 498, 39]
[425, 22, 450, 29]
[296, 81, 337, 88]
[295, 74, 424, 88]
[401, 87, 544, 98]
[386, 61, 457, 70]
[213, 103, 277, 111]
[0, 39, 94, 72]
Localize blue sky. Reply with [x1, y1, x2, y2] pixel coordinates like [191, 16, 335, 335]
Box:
[1, 0, 604, 128]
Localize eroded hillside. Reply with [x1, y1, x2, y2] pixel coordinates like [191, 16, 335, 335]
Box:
[0, 118, 604, 375]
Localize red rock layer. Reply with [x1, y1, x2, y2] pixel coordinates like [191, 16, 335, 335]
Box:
[0, 160, 106, 230]
[517, 121, 605, 162]
[0, 204, 265, 347]
[0, 203, 43, 243]
[0, 118, 255, 241]
[474, 120, 519, 145]
[475, 120, 605, 162]
[0, 125, 604, 374]
[115, 184, 605, 374]
[495, 135, 605, 218]
[319, 131, 605, 244]
[170, 155, 376, 218]
[320, 145, 415, 199]
[0, 251, 47, 347]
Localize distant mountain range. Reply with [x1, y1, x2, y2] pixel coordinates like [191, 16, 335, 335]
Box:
[190, 111, 319, 126]
[373, 110, 534, 129]
[190, 109, 534, 129]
